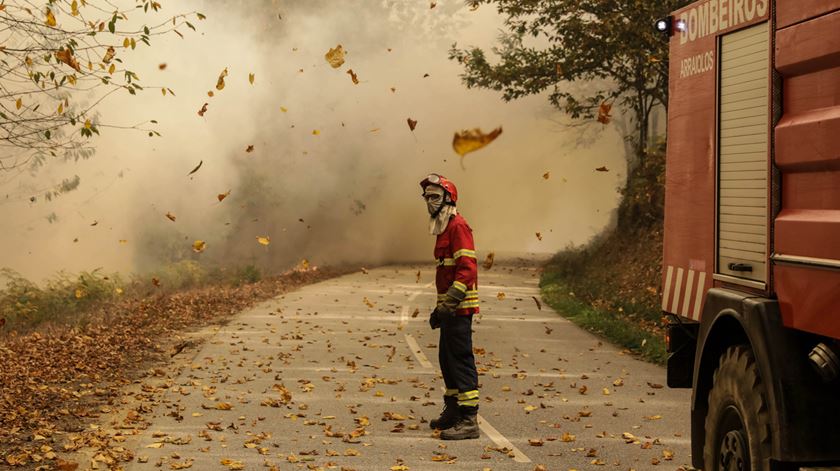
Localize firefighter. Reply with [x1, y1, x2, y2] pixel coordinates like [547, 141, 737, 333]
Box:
[420, 173, 480, 440]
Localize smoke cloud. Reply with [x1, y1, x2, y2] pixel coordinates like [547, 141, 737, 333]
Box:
[0, 0, 626, 280]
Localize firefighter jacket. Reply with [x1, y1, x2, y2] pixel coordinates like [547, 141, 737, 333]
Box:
[435, 213, 479, 315]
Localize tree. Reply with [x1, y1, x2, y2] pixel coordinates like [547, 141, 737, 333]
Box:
[449, 0, 690, 168]
[0, 0, 202, 176]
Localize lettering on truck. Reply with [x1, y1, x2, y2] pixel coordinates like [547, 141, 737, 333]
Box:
[678, 0, 768, 44]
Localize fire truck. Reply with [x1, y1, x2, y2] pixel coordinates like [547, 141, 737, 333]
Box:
[660, 0, 840, 469]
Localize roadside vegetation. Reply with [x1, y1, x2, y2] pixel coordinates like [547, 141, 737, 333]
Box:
[541, 144, 667, 364]
[0, 261, 344, 466]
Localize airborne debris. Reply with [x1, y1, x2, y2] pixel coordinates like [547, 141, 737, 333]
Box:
[192, 240, 206, 253]
[217, 190, 231, 202]
[246, 144, 254, 153]
[597, 101, 612, 124]
[452, 127, 503, 168]
[482, 252, 495, 270]
[595, 166, 609, 172]
[216, 67, 228, 90]
[325, 45, 345, 68]
[197, 103, 208, 117]
[407, 118, 417, 131]
[347, 69, 359, 84]
[256, 236, 270, 246]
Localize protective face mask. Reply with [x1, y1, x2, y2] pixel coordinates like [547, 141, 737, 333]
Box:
[424, 187, 445, 216]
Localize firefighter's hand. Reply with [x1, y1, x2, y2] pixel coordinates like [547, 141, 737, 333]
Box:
[429, 310, 441, 329]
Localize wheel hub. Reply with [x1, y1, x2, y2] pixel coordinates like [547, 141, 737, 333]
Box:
[719, 428, 749, 471]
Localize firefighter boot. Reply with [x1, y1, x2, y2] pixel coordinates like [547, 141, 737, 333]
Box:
[430, 396, 459, 430]
[440, 408, 479, 440]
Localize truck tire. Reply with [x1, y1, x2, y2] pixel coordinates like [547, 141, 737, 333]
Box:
[703, 345, 773, 471]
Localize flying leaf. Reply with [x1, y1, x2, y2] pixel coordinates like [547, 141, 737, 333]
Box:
[193, 240, 206, 253]
[257, 236, 270, 246]
[188, 160, 203, 175]
[207, 91, 214, 97]
[45, 8, 57, 26]
[15, 98, 21, 110]
[597, 101, 612, 124]
[217, 190, 231, 202]
[535, 232, 542, 241]
[246, 145, 254, 153]
[347, 69, 359, 84]
[280, 106, 288, 112]
[197, 103, 208, 117]
[312, 130, 320, 135]
[55, 49, 81, 71]
[165, 212, 176, 222]
[159, 63, 167, 70]
[0, 318, 5, 329]
[102, 46, 115, 63]
[482, 252, 495, 270]
[249, 73, 255, 84]
[71, 0, 79, 16]
[452, 127, 503, 168]
[108, 63, 116, 74]
[543, 172, 550, 180]
[325, 45, 345, 68]
[216, 67, 228, 90]
[595, 166, 609, 172]
[407, 118, 417, 131]
[430, 2, 437, 8]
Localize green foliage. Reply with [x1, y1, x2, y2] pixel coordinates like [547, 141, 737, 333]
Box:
[540, 280, 667, 364]
[0, 268, 123, 331]
[449, 0, 690, 156]
[0, 1, 205, 182]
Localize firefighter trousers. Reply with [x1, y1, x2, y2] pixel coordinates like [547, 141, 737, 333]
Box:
[438, 314, 479, 410]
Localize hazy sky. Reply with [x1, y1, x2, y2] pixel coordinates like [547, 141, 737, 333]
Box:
[0, 0, 626, 280]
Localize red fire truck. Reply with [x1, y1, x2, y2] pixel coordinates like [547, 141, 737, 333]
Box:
[661, 0, 840, 469]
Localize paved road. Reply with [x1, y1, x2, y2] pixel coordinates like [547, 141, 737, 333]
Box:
[124, 265, 692, 470]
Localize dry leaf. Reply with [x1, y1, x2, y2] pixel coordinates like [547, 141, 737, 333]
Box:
[452, 127, 502, 157]
[312, 129, 320, 135]
[102, 46, 115, 64]
[220, 459, 244, 470]
[165, 212, 176, 222]
[543, 172, 550, 180]
[496, 292, 506, 301]
[532, 296, 542, 310]
[218, 190, 231, 202]
[193, 240, 206, 253]
[249, 73, 255, 84]
[535, 232, 543, 241]
[347, 69, 359, 84]
[15, 98, 22, 110]
[325, 45, 345, 68]
[597, 101, 612, 124]
[528, 439, 544, 446]
[198, 103, 208, 117]
[595, 166, 609, 172]
[45, 8, 57, 26]
[151, 277, 160, 287]
[159, 63, 167, 70]
[188, 160, 203, 175]
[482, 252, 495, 270]
[246, 144, 254, 153]
[55, 49, 81, 71]
[561, 432, 576, 442]
[257, 236, 270, 246]
[555, 63, 564, 78]
[430, 2, 437, 8]
[56, 459, 78, 471]
[216, 67, 228, 90]
[407, 118, 417, 131]
[280, 106, 288, 112]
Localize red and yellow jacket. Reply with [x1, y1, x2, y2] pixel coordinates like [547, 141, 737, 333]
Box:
[435, 213, 479, 315]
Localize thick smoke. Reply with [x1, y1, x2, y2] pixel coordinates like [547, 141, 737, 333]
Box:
[0, 0, 626, 280]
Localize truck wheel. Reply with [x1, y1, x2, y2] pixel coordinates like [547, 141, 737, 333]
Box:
[703, 345, 773, 471]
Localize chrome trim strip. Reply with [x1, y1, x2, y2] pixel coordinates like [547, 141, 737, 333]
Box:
[713, 273, 767, 290]
[771, 254, 840, 271]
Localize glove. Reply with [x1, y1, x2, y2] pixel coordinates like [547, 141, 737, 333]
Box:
[429, 310, 441, 329]
[436, 284, 467, 317]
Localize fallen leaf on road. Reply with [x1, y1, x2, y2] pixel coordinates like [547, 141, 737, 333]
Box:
[528, 439, 544, 446]
[496, 292, 506, 301]
[561, 432, 576, 442]
[647, 382, 664, 389]
[220, 459, 244, 470]
[411, 308, 420, 318]
[532, 296, 541, 310]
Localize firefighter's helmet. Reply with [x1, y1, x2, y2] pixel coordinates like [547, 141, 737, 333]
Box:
[420, 173, 458, 203]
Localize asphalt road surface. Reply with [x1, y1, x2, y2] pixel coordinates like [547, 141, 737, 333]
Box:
[124, 264, 692, 470]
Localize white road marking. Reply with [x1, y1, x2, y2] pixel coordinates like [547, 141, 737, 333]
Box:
[477, 415, 532, 463]
[404, 333, 433, 369]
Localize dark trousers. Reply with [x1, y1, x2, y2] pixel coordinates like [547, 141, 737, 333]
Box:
[438, 314, 478, 407]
